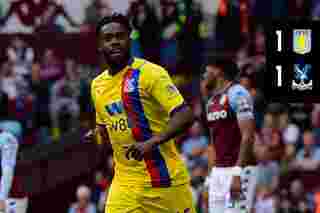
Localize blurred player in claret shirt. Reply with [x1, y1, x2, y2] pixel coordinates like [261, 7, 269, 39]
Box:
[86, 13, 196, 213]
[201, 55, 258, 213]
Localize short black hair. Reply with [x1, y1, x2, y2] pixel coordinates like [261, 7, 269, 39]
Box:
[206, 54, 240, 81]
[96, 13, 132, 36]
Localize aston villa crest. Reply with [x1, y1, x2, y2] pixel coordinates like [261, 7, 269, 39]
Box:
[293, 29, 312, 55]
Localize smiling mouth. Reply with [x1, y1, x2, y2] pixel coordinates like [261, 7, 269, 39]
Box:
[110, 49, 122, 54]
[110, 52, 123, 58]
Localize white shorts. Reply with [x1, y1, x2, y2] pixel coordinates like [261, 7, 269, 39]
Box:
[207, 166, 258, 213]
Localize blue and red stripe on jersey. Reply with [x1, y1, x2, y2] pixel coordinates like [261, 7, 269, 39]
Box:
[122, 68, 171, 187]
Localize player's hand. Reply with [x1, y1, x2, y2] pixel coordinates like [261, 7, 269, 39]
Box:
[230, 176, 242, 200]
[125, 137, 159, 161]
[0, 200, 6, 212]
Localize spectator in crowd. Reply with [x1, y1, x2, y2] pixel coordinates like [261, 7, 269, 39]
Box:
[84, 0, 112, 27]
[312, 1, 320, 19]
[289, 130, 320, 172]
[68, 185, 97, 213]
[129, 0, 161, 63]
[8, 75, 34, 146]
[250, 24, 266, 70]
[287, 179, 313, 213]
[258, 112, 285, 162]
[311, 104, 320, 143]
[315, 186, 320, 213]
[254, 185, 277, 213]
[0, 83, 9, 120]
[40, 49, 64, 84]
[159, 0, 180, 70]
[34, 0, 80, 33]
[6, 36, 34, 78]
[181, 120, 208, 170]
[288, 0, 312, 19]
[282, 119, 301, 146]
[91, 171, 109, 213]
[255, 143, 280, 193]
[31, 62, 52, 144]
[0, 61, 21, 100]
[50, 58, 80, 140]
[36, 49, 63, 142]
[0, 0, 35, 28]
[93, 156, 114, 212]
[0, 1, 3, 18]
[0, 60, 33, 137]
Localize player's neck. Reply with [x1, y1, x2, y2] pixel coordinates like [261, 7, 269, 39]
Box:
[108, 57, 132, 76]
[216, 79, 232, 92]
[108, 64, 126, 75]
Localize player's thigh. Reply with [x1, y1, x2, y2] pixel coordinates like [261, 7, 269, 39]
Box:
[170, 184, 197, 213]
[208, 168, 235, 213]
[105, 182, 141, 213]
[141, 184, 196, 213]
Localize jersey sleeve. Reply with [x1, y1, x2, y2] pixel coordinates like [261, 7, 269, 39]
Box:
[149, 68, 185, 116]
[229, 85, 254, 121]
[91, 81, 104, 125]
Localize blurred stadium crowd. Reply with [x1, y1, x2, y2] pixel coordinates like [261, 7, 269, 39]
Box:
[1, 0, 320, 212]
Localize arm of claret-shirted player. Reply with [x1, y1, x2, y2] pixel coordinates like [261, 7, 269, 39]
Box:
[230, 89, 256, 168]
[150, 69, 195, 145]
[236, 117, 255, 167]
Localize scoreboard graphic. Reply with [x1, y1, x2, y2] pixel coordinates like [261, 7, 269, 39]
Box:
[265, 21, 320, 102]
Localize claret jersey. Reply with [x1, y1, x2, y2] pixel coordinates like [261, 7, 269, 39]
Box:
[206, 84, 254, 167]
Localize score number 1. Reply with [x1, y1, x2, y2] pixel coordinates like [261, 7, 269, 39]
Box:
[276, 30, 282, 52]
[276, 65, 282, 87]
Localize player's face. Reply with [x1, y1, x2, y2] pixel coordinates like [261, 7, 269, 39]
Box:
[99, 22, 131, 66]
